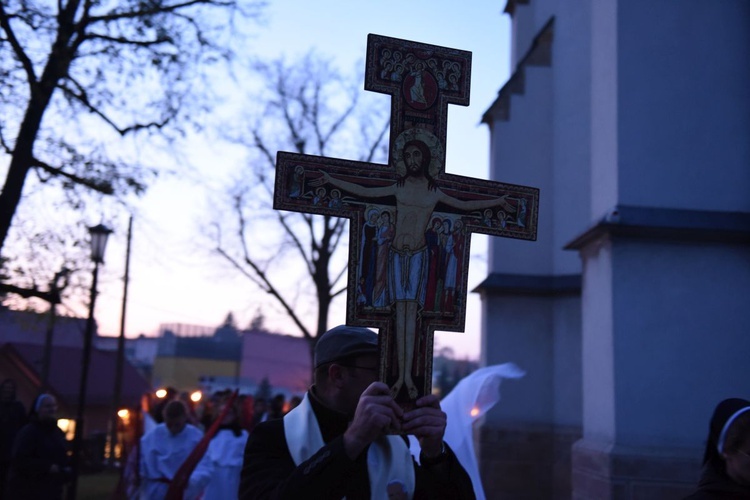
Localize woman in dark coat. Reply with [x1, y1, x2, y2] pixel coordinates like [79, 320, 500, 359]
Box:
[5, 393, 72, 500]
[0, 378, 27, 498]
[685, 398, 750, 499]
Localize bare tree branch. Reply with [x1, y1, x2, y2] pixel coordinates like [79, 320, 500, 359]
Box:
[0, 4, 38, 84]
[211, 52, 389, 356]
[84, 32, 173, 47]
[82, 0, 233, 25]
[214, 221, 313, 341]
[0, 0, 265, 308]
[31, 157, 115, 194]
[60, 77, 172, 136]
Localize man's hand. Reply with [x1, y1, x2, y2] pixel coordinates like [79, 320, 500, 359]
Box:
[344, 382, 403, 460]
[401, 394, 446, 458]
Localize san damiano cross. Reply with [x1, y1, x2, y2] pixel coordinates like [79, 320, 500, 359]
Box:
[274, 34, 539, 407]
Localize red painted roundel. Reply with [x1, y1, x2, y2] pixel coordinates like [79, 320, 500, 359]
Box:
[402, 69, 438, 110]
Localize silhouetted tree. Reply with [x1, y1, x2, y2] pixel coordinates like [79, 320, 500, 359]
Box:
[0, 0, 265, 265]
[211, 53, 389, 365]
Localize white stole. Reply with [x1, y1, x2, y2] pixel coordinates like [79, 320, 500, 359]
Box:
[284, 393, 415, 499]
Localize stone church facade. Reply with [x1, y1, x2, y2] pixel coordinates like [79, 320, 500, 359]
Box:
[476, 1, 750, 499]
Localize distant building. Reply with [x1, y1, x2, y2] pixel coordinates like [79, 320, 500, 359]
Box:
[0, 306, 150, 440]
[150, 323, 243, 392]
[240, 329, 311, 396]
[0, 342, 150, 439]
[0, 305, 86, 347]
[95, 334, 158, 380]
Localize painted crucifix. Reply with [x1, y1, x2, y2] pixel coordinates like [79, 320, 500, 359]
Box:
[274, 34, 539, 407]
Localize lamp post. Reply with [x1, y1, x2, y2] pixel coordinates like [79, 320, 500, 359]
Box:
[68, 224, 112, 500]
[109, 215, 132, 466]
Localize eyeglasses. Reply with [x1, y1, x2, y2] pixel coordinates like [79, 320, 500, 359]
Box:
[338, 364, 379, 372]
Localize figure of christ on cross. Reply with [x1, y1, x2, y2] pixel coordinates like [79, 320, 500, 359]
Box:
[311, 128, 509, 400]
[274, 33, 539, 409]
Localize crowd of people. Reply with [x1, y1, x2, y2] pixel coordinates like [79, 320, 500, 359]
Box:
[1, 325, 749, 499]
[134, 387, 302, 499]
[146, 388, 302, 435]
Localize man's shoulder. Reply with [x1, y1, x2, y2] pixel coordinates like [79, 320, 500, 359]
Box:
[246, 418, 286, 450]
[251, 418, 285, 437]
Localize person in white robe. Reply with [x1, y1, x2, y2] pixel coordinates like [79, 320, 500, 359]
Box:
[139, 400, 210, 500]
[410, 363, 525, 500]
[201, 394, 249, 499]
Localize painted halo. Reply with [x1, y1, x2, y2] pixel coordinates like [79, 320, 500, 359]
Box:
[393, 128, 444, 179]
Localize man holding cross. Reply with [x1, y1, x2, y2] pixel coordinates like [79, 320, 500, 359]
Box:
[312, 128, 509, 400]
[239, 325, 475, 499]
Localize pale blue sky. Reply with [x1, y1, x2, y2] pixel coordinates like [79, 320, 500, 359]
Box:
[94, 0, 513, 359]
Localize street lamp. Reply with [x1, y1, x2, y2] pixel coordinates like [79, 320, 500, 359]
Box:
[68, 223, 112, 500]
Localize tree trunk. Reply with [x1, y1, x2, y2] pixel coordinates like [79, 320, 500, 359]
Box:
[0, 114, 44, 251]
[0, 7, 76, 252]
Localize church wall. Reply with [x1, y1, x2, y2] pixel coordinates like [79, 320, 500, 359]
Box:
[509, 1, 536, 69]
[615, 0, 750, 212]
[573, 3, 750, 497]
[486, 0, 748, 498]
[486, 0, 591, 427]
[590, 0, 620, 220]
[480, 292, 582, 427]
[572, 235, 749, 499]
[509, 0, 558, 69]
[552, 295, 582, 427]
[550, 3, 592, 274]
[579, 237, 616, 444]
[488, 65, 554, 275]
[479, 3, 594, 497]
[482, 294, 554, 422]
[479, 291, 582, 499]
[610, 239, 750, 447]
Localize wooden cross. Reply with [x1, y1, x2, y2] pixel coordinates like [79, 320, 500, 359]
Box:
[274, 34, 539, 407]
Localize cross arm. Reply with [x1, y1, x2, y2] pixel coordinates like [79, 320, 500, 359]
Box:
[311, 171, 396, 199]
[437, 189, 513, 212]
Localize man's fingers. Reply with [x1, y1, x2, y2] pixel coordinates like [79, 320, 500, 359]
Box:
[361, 383, 404, 417]
[401, 406, 446, 437]
[402, 406, 444, 422]
[414, 394, 440, 408]
[401, 415, 445, 432]
[362, 382, 391, 396]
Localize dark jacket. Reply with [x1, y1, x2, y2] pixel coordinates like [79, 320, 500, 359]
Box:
[239, 389, 476, 499]
[684, 463, 750, 499]
[0, 400, 27, 463]
[5, 420, 72, 500]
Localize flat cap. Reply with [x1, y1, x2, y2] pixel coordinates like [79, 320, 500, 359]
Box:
[314, 325, 379, 368]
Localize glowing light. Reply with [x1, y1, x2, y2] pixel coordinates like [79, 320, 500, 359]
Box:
[117, 409, 130, 418]
[470, 407, 480, 417]
[190, 391, 202, 403]
[57, 419, 75, 440]
[155, 389, 167, 398]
